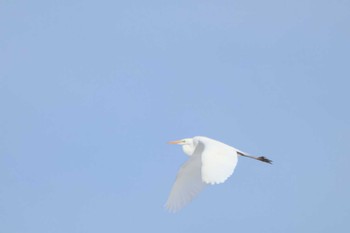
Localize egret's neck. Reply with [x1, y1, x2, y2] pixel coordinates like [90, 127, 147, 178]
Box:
[182, 144, 195, 156]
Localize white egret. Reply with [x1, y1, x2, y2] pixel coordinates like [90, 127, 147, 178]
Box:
[165, 136, 271, 212]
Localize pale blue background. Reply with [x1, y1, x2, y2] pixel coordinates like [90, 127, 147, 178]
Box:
[1, 0, 349, 232]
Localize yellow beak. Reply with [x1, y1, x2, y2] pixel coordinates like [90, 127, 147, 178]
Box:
[168, 140, 182, 144]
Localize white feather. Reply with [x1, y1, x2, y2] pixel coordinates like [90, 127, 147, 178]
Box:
[164, 151, 206, 212]
[198, 137, 238, 184]
[165, 136, 238, 212]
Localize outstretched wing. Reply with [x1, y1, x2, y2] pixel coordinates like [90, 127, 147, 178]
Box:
[165, 144, 206, 212]
[198, 137, 238, 185]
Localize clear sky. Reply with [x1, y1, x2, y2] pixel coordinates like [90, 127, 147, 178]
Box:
[1, 0, 349, 232]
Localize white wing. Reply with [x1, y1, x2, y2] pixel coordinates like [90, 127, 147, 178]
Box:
[165, 145, 206, 212]
[165, 137, 238, 212]
[198, 137, 238, 185]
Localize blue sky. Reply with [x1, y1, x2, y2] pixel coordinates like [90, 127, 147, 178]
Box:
[1, 0, 349, 232]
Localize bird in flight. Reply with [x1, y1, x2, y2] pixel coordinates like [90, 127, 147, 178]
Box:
[165, 136, 272, 212]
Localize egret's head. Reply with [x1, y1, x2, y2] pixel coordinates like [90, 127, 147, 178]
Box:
[168, 138, 193, 145]
[168, 138, 196, 156]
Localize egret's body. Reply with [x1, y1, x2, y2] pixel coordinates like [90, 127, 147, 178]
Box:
[165, 136, 271, 212]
